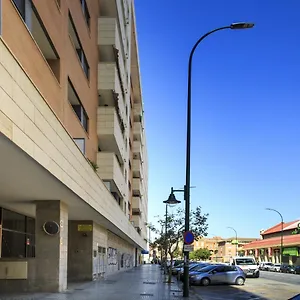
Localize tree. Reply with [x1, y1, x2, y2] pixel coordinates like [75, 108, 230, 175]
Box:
[190, 248, 211, 261]
[151, 206, 208, 283]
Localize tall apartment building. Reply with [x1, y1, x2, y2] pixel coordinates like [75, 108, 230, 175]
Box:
[0, 0, 148, 293]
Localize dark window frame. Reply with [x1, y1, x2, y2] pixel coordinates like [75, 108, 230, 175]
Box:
[68, 78, 89, 133]
[1, 208, 35, 258]
[68, 12, 90, 79]
[79, 0, 90, 29]
[73, 138, 86, 154]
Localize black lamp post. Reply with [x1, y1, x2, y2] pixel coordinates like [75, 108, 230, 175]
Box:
[266, 208, 284, 264]
[163, 188, 181, 276]
[183, 22, 254, 297]
[227, 226, 238, 256]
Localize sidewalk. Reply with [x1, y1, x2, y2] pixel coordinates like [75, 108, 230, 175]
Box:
[0, 264, 200, 300]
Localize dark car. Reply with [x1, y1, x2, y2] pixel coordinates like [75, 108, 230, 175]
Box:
[175, 262, 199, 278]
[280, 264, 295, 273]
[179, 263, 209, 281]
[295, 266, 300, 274]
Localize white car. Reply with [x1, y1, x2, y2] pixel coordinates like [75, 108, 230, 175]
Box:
[230, 256, 260, 278]
[269, 264, 281, 272]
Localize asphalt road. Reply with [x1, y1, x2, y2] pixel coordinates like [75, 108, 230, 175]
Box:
[260, 270, 300, 285]
[191, 272, 300, 300]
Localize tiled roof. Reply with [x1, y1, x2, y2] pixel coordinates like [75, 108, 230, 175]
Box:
[243, 234, 300, 249]
[262, 220, 300, 235]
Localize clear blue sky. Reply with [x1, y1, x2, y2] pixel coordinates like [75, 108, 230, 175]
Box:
[134, 0, 300, 238]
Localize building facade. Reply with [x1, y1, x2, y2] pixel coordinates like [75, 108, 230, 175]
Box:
[217, 237, 258, 262]
[243, 220, 300, 265]
[0, 0, 148, 293]
[193, 236, 257, 262]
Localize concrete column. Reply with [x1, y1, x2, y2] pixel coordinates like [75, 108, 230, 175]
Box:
[35, 200, 68, 292]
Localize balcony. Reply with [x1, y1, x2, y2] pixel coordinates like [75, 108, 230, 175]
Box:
[97, 106, 125, 161]
[133, 141, 142, 161]
[133, 102, 142, 119]
[132, 196, 142, 214]
[98, 18, 127, 85]
[133, 122, 143, 141]
[97, 152, 126, 198]
[133, 158, 142, 178]
[132, 178, 142, 197]
[131, 215, 142, 233]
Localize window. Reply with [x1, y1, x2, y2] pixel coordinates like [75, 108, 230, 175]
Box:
[79, 0, 90, 29]
[1, 208, 35, 258]
[68, 13, 89, 79]
[74, 138, 85, 154]
[12, 0, 60, 82]
[68, 79, 89, 132]
[12, 0, 25, 19]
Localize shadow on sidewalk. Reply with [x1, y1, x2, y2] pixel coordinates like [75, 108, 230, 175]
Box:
[189, 284, 270, 300]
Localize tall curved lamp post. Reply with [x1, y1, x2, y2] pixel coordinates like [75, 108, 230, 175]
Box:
[266, 208, 284, 264]
[163, 188, 181, 276]
[182, 22, 254, 297]
[227, 226, 238, 256]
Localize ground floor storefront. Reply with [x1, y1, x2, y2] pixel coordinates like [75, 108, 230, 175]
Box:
[243, 235, 300, 265]
[0, 206, 142, 293]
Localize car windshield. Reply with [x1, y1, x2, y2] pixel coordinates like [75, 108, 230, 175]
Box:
[195, 265, 216, 273]
[235, 258, 255, 265]
[191, 264, 208, 271]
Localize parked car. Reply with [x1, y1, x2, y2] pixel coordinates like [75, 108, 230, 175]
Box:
[259, 262, 274, 271]
[230, 256, 260, 278]
[294, 266, 300, 274]
[280, 264, 296, 273]
[179, 263, 209, 281]
[269, 264, 281, 272]
[176, 262, 199, 278]
[189, 264, 246, 286]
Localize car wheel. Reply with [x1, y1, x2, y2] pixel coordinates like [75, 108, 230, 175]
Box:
[201, 278, 210, 286]
[236, 277, 245, 286]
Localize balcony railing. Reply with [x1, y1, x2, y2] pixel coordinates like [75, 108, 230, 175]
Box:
[97, 107, 126, 161]
[97, 152, 126, 198]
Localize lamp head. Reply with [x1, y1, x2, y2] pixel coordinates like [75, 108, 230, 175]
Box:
[163, 193, 181, 205]
[230, 22, 255, 29]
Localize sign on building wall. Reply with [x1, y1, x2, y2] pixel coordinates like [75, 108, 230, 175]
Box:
[77, 224, 93, 232]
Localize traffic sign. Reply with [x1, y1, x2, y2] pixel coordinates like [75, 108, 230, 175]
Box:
[184, 231, 194, 245]
[183, 244, 194, 252]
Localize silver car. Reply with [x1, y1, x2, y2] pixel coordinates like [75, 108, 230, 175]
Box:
[189, 265, 246, 286]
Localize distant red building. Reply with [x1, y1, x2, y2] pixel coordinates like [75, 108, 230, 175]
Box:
[243, 220, 300, 265]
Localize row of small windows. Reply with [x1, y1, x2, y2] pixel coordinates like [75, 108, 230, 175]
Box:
[12, 0, 91, 81]
[11, 0, 91, 155]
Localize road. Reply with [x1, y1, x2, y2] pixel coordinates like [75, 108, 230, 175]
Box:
[191, 271, 300, 300]
[260, 270, 300, 285]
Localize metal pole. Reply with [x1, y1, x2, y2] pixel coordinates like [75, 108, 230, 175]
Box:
[182, 23, 254, 297]
[164, 203, 168, 275]
[227, 227, 238, 256]
[183, 26, 231, 297]
[266, 208, 284, 264]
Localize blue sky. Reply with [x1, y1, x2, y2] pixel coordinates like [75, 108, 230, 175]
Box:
[134, 1, 300, 238]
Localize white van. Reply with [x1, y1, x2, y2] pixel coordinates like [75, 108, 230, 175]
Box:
[230, 256, 260, 278]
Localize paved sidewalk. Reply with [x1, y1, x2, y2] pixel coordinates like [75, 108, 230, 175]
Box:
[0, 265, 200, 300]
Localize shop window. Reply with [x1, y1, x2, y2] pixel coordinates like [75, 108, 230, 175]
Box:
[1, 208, 35, 258]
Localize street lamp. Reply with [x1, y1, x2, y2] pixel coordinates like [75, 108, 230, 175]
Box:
[266, 208, 284, 264]
[163, 187, 181, 276]
[182, 22, 254, 297]
[227, 227, 238, 256]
